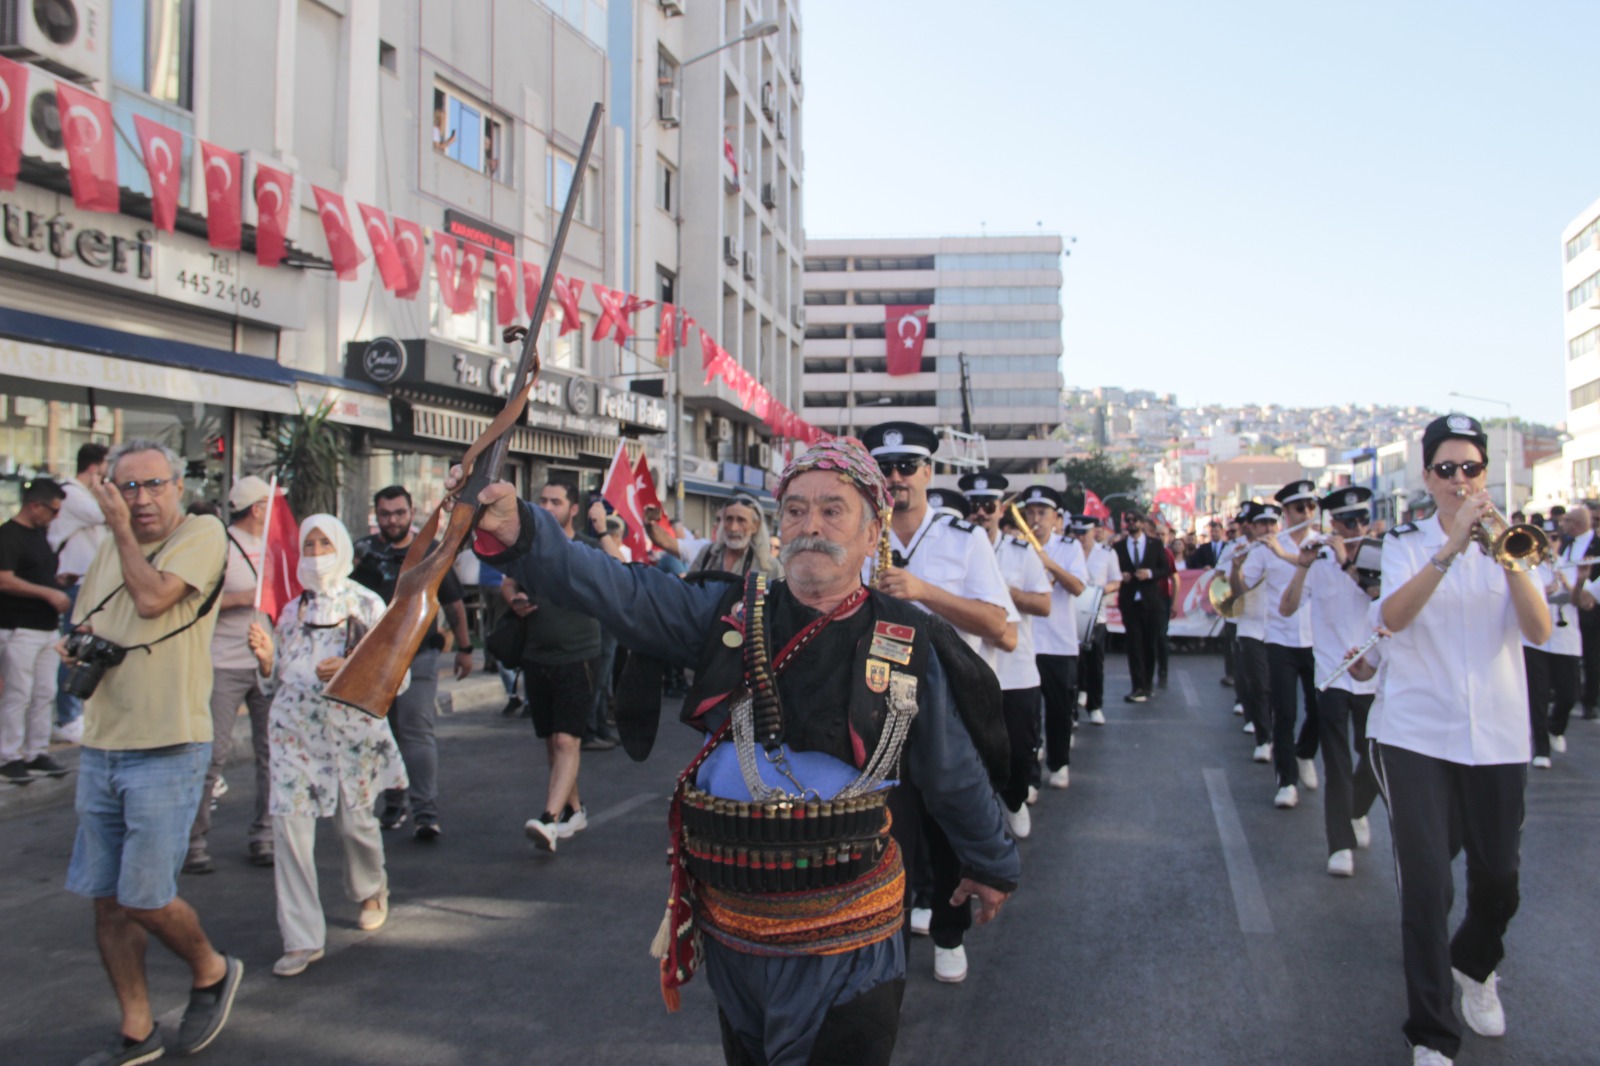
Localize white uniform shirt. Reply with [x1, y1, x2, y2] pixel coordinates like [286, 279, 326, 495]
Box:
[864, 507, 1016, 660]
[1033, 532, 1090, 658]
[1526, 540, 1582, 657]
[1083, 539, 1122, 625]
[1214, 539, 1239, 571]
[991, 536, 1051, 689]
[1242, 532, 1314, 648]
[1232, 543, 1270, 642]
[1373, 516, 1531, 765]
[48, 478, 107, 581]
[1300, 551, 1377, 695]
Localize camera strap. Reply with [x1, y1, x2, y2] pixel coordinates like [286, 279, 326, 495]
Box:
[73, 518, 230, 655]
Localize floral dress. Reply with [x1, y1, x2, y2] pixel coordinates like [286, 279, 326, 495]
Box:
[263, 583, 408, 818]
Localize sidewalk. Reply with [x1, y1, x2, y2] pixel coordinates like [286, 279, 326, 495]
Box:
[0, 654, 507, 821]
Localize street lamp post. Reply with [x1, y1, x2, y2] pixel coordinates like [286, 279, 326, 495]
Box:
[1449, 391, 1514, 513]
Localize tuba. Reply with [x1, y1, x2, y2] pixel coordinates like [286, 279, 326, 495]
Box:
[1204, 568, 1263, 619]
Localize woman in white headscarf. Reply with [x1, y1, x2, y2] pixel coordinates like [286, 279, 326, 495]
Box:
[247, 514, 407, 977]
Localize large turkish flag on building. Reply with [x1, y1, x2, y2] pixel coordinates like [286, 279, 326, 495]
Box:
[253, 163, 293, 267]
[312, 185, 365, 280]
[885, 305, 930, 376]
[392, 217, 424, 299]
[200, 141, 242, 250]
[601, 442, 652, 561]
[0, 57, 27, 191]
[132, 115, 180, 232]
[55, 82, 118, 213]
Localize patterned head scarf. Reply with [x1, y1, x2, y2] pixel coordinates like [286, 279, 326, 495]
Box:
[776, 437, 891, 515]
[297, 513, 355, 599]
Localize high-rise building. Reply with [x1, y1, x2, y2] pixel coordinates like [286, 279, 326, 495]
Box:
[801, 235, 1065, 484]
[1562, 196, 1600, 500]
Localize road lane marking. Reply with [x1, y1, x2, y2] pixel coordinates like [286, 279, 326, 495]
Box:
[587, 791, 664, 829]
[1179, 672, 1199, 710]
[1203, 768, 1274, 934]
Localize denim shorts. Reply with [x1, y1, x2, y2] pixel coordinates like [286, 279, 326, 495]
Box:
[66, 743, 210, 910]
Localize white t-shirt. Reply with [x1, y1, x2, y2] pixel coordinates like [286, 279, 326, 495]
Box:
[1242, 532, 1314, 648]
[1233, 543, 1270, 642]
[1300, 551, 1377, 695]
[1525, 540, 1582, 657]
[1033, 533, 1089, 657]
[991, 536, 1050, 689]
[48, 478, 107, 581]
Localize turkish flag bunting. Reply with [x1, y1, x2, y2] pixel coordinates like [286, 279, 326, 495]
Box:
[311, 185, 365, 280]
[520, 262, 554, 324]
[553, 274, 585, 334]
[132, 115, 180, 232]
[700, 329, 727, 385]
[591, 285, 654, 346]
[256, 486, 303, 624]
[0, 56, 27, 191]
[493, 251, 519, 326]
[55, 82, 118, 213]
[253, 163, 293, 267]
[200, 141, 242, 250]
[392, 218, 424, 299]
[454, 241, 485, 312]
[600, 442, 652, 562]
[358, 203, 407, 292]
[656, 304, 678, 361]
[1081, 489, 1110, 520]
[749, 386, 771, 421]
[434, 235, 465, 312]
[1153, 484, 1197, 513]
[885, 304, 931, 376]
[632, 454, 674, 539]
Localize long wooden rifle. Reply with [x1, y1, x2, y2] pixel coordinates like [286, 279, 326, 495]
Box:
[324, 102, 604, 718]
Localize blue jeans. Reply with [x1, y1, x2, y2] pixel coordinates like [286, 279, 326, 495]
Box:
[66, 743, 211, 910]
[55, 583, 83, 726]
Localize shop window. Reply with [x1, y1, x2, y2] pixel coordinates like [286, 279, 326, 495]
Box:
[433, 85, 509, 182]
[547, 149, 599, 226]
[540, 315, 591, 371]
[111, 0, 195, 108]
[429, 272, 497, 349]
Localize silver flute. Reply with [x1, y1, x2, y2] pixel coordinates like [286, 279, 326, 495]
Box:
[1316, 630, 1384, 691]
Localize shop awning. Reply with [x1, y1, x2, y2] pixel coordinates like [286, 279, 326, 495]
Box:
[682, 478, 775, 502]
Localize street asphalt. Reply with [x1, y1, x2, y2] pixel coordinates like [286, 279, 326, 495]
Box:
[3, 653, 1596, 1065]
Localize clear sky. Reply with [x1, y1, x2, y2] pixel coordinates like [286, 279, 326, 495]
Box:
[800, 0, 1600, 427]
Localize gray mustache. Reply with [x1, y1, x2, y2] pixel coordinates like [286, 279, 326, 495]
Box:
[779, 535, 846, 566]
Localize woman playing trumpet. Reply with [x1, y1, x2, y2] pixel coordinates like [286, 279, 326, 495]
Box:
[1371, 415, 1550, 1066]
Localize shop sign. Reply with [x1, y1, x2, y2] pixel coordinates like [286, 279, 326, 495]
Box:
[0, 181, 307, 330]
[443, 209, 515, 256]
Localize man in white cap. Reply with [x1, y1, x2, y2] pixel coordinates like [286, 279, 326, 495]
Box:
[184, 475, 276, 873]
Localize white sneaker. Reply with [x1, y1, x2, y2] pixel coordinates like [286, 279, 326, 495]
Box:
[1326, 849, 1354, 877]
[933, 945, 968, 983]
[1006, 803, 1031, 840]
[1274, 785, 1299, 809]
[50, 718, 83, 744]
[213, 774, 229, 799]
[1242, 721, 1255, 734]
[909, 907, 931, 936]
[1088, 709, 1106, 725]
[1352, 816, 1371, 849]
[1452, 968, 1505, 1037]
[1551, 734, 1568, 754]
[1298, 758, 1319, 790]
[556, 806, 589, 837]
[1232, 702, 1244, 715]
[1532, 756, 1552, 769]
[1252, 744, 1272, 763]
[1070, 730, 1077, 749]
[1026, 786, 1039, 806]
[1077, 690, 1088, 707]
[1048, 766, 1070, 789]
[1412, 1046, 1453, 1066]
[524, 817, 559, 852]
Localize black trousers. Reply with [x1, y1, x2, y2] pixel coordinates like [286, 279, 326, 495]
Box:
[1076, 621, 1107, 711]
[888, 782, 969, 949]
[1154, 597, 1171, 681]
[1221, 621, 1237, 681]
[1373, 744, 1525, 1060]
[1581, 616, 1600, 711]
[1122, 597, 1162, 693]
[1037, 656, 1077, 774]
[718, 978, 906, 1066]
[1236, 636, 1272, 741]
[1524, 646, 1581, 757]
[1267, 643, 1319, 788]
[1000, 685, 1043, 809]
[1316, 688, 1377, 854]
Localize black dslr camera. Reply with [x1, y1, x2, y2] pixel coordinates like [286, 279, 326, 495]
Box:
[60, 632, 129, 699]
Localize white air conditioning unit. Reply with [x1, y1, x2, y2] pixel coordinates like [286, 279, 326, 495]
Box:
[760, 81, 775, 118]
[0, 0, 108, 84]
[742, 251, 756, 280]
[657, 86, 681, 127]
[19, 65, 66, 165]
[775, 112, 788, 141]
[760, 183, 776, 209]
[658, 0, 684, 15]
[791, 305, 805, 329]
[722, 236, 739, 266]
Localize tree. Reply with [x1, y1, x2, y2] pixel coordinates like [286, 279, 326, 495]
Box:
[1058, 451, 1143, 522]
[269, 400, 347, 519]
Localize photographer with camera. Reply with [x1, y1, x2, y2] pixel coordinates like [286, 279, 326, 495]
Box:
[58, 439, 242, 1064]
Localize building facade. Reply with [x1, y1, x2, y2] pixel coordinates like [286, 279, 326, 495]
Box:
[1562, 195, 1600, 501]
[801, 235, 1065, 486]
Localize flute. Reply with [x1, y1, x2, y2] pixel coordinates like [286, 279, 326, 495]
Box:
[1317, 630, 1384, 691]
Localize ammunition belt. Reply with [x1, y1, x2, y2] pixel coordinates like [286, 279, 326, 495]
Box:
[678, 784, 889, 848]
[684, 834, 890, 894]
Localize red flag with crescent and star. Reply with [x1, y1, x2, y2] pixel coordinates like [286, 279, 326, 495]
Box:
[656, 304, 678, 361]
[0, 57, 27, 191]
[392, 218, 424, 298]
[253, 163, 293, 267]
[200, 141, 242, 250]
[493, 251, 519, 325]
[885, 305, 930, 376]
[454, 240, 486, 313]
[257, 485, 303, 624]
[434, 234, 465, 312]
[601, 442, 653, 561]
[55, 82, 118, 213]
[311, 185, 365, 280]
[632, 454, 674, 539]
[553, 274, 585, 334]
[1153, 484, 1197, 513]
[520, 261, 555, 324]
[1081, 489, 1110, 520]
[358, 203, 407, 292]
[132, 115, 180, 231]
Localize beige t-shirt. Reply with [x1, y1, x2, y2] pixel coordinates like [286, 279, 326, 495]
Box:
[73, 515, 228, 751]
[210, 527, 263, 670]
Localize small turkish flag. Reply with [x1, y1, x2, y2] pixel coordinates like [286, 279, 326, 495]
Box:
[0, 56, 27, 191]
[55, 82, 118, 213]
[493, 251, 518, 326]
[256, 485, 303, 624]
[601, 442, 652, 562]
[1081, 490, 1110, 521]
[434, 235, 463, 312]
[200, 141, 242, 250]
[392, 218, 424, 299]
[358, 203, 407, 292]
[632, 454, 674, 538]
[455, 241, 485, 312]
[885, 305, 930, 376]
[553, 274, 585, 335]
[656, 304, 678, 361]
[311, 185, 365, 280]
[253, 163, 293, 267]
[132, 115, 180, 232]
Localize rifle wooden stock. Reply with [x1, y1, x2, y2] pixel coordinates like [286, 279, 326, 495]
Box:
[323, 500, 478, 718]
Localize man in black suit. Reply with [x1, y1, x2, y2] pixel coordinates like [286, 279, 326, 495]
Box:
[1186, 520, 1228, 570]
[1115, 512, 1170, 702]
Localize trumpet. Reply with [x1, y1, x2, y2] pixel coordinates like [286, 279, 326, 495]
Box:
[1456, 489, 1550, 572]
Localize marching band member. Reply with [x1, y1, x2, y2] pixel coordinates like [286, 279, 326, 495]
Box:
[1523, 520, 1582, 769]
[1278, 487, 1380, 877]
[1072, 516, 1121, 727]
[1371, 415, 1550, 1066]
[1230, 503, 1278, 762]
[1017, 487, 1088, 789]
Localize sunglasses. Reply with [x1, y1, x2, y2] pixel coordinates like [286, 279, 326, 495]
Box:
[878, 459, 924, 477]
[968, 499, 999, 514]
[1332, 511, 1370, 527]
[1428, 461, 1487, 480]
